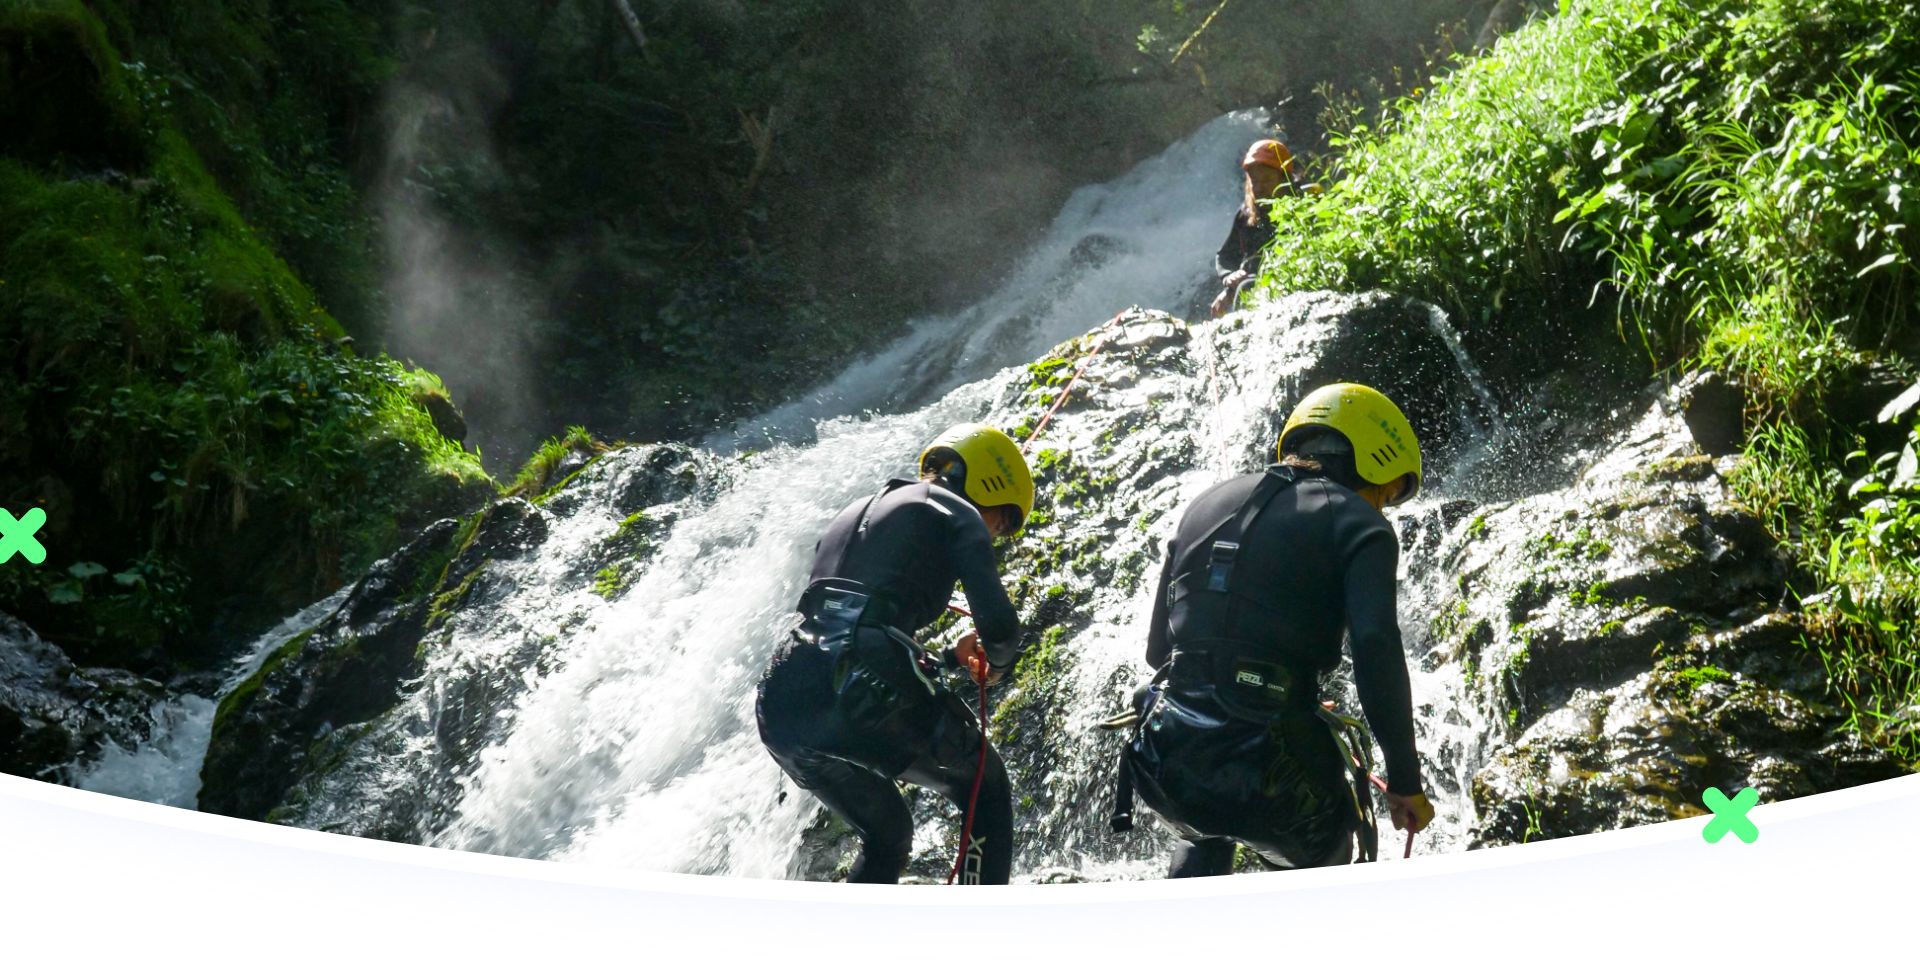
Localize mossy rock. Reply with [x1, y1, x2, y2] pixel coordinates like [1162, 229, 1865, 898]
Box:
[200, 518, 463, 819]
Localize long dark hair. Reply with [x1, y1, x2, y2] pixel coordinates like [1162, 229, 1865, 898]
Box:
[1242, 168, 1299, 227]
[1279, 446, 1366, 494]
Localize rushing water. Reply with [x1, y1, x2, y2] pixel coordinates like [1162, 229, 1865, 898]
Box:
[76, 591, 349, 807]
[77, 109, 1528, 879]
[431, 297, 1508, 878]
[718, 110, 1274, 452]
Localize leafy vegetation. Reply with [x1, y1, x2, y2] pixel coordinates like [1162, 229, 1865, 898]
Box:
[375, 0, 1492, 446]
[506, 425, 606, 500]
[1253, 0, 1920, 760]
[1, 1, 488, 671]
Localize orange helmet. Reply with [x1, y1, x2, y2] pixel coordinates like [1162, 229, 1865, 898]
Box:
[1241, 139, 1294, 174]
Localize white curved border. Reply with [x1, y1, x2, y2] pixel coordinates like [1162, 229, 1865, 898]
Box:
[3, 771, 1913, 960]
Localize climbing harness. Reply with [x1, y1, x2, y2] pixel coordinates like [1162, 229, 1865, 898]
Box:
[1317, 702, 1381, 863]
[1099, 463, 1414, 865]
[1102, 692, 1404, 863]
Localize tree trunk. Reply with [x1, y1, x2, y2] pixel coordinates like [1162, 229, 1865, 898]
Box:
[610, 0, 651, 58]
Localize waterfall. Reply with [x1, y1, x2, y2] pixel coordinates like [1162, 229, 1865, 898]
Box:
[717, 110, 1276, 452]
[78, 111, 1520, 880]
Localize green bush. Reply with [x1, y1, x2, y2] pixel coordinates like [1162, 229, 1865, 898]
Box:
[1251, 0, 1920, 760]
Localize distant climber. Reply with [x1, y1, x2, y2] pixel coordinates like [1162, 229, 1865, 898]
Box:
[756, 423, 1035, 884]
[1210, 138, 1314, 317]
[1123, 383, 1434, 875]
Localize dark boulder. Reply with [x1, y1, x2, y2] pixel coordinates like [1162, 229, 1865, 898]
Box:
[199, 518, 463, 820]
[2, 613, 164, 781]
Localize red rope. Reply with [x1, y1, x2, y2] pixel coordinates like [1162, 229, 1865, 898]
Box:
[1363, 771, 1417, 859]
[947, 672, 990, 885]
[942, 312, 1127, 883]
[1020, 312, 1126, 455]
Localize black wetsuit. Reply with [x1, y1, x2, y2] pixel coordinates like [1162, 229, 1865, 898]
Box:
[756, 478, 1022, 883]
[1214, 204, 1278, 285]
[1127, 465, 1421, 876]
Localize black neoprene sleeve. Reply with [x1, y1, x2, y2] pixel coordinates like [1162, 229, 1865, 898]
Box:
[1214, 212, 1247, 282]
[1344, 533, 1424, 796]
[1145, 545, 1175, 670]
[949, 509, 1022, 667]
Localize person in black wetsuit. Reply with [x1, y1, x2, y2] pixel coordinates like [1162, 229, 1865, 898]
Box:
[1125, 382, 1436, 876]
[756, 422, 1035, 884]
[1210, 138, 1314, 318]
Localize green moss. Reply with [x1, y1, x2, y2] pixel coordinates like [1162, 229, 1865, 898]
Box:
[0, 154, 487, 666]
[592, 563, 632, 601]
[0, 0, 493, 670]
[212, 626, 316, 735]
[0, 0, 148, 170]
[1568, 582, 1611, 608]
[1527, 526, 1613, 564]
[990, 624, 1072, 736]
[1641, 455, 1718, 484]
[1674, 664, 1734, 692]
[508, 425, 605, 500]
[427, 564, 487, 629]
[1027, 356, 1073, 388]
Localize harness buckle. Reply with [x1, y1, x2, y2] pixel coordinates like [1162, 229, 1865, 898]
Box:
[796, 581, 873, 639]
[1206, 540, 1238, 592]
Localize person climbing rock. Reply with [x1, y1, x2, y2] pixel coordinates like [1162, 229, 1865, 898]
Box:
[756, 422, 1034, 884]
[1125, 383, 1434, 876]
[1210, 138, 1312, 318]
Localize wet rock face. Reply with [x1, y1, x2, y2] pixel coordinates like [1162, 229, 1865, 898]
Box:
[198, 517, 466, 820]
[197, 443, 727, 832]
[875, 293, 1501, 876]
[2, 614, 164, 781]
[173, 297, 1903, 873]
[1411, 375, 1905, 848]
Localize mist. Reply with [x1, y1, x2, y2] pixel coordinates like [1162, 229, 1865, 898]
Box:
[378, 39, 545, 473]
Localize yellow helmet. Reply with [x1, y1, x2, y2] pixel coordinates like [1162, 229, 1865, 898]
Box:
[1278, 383, 1422, 504]
[919, 423, 1035, 531]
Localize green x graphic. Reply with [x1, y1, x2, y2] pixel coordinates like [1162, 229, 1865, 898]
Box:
[0, 508, 48, 565]
[1701, 786, 1760, 844]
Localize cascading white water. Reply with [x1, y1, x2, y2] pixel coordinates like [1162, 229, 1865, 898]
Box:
[79, 109, 1525, 879]
[718, 110, 1276, 452]
[74, 591, 349, 807]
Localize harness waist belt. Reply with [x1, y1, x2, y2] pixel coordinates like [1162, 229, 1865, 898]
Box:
[1167, 641, 1316, 710]
[795, 578, 907, 640]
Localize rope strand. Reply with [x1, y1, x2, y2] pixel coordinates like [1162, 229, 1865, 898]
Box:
[949, 311, 1123, 883]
